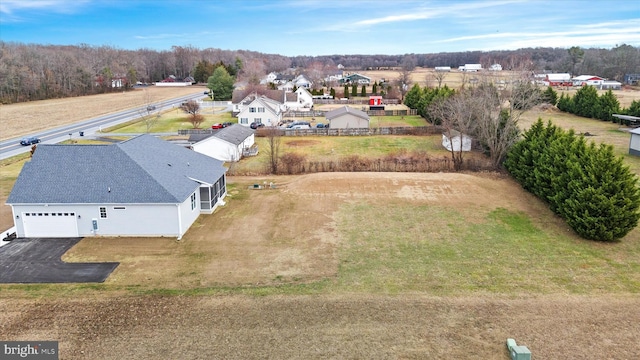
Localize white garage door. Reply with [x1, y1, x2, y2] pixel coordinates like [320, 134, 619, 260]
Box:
[22, 211, 79, 237]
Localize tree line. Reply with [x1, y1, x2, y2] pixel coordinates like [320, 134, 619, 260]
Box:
[505, 119, 640, 241]
[1, 41, 637, 104]
[554, 86, 640, 122]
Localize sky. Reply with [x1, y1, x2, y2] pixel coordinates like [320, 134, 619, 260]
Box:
[1, 0, 639, 56]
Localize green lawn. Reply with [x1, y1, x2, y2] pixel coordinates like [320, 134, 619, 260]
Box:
[232, 135, 452, 174]
[334, 204, 640, 295]
[103, 110, 236, 133]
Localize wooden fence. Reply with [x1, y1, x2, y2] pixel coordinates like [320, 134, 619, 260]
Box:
[255, 126, 442, 137]
[283, 108, 417, 118]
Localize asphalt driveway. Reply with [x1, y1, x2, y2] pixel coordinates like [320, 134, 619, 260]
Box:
[0, 238, 119, 283]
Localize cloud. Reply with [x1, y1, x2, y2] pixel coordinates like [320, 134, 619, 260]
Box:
[435, 18, 640, 50]
[0, 0, 90, 22]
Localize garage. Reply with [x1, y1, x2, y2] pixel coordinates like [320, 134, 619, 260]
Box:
[22, 212, 79, 238]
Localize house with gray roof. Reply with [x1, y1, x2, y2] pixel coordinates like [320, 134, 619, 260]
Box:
[325, 106, 370, 129]
[192, 124, 256, 162]
[6, 135, 227, 239]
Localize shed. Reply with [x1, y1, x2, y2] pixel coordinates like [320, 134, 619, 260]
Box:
[629, 128, 640, 156]
[192, 124, 255, 162]
[325, 106, 370, 129]
[442, 130, 472, 152]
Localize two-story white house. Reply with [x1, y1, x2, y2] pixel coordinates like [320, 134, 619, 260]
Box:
[236, 97, 282, 127]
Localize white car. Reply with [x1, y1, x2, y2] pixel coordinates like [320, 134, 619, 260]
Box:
[286, 124, 311, 130]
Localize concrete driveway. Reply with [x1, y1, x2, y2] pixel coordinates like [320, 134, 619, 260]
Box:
[0, 238, 119, 283]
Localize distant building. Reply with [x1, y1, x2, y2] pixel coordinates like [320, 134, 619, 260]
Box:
[543, 73, 572, 87]
[572, 75, 605, 87]
[435, 66, 451, 72]
[489, 64, 502, 71]
[339, 73, 371, 85]
[624, 74, 640, 85]
[459, 64, 482, 72]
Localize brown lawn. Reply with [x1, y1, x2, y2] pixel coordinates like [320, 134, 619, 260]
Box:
[1, 173, 639, 359]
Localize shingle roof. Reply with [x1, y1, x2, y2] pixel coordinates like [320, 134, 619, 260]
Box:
[7, 135, 226, 205]
[211, 124, 254, 146]
[325, 106, 370, 121]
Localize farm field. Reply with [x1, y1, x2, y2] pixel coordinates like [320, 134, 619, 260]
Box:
[1, 71, 640, 359]
[0, 86, 206, 140]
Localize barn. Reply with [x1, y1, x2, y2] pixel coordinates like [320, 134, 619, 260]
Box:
[6, 135, 227, 239]
[326, 106, 370, 129]
[544, 73, 572, 87]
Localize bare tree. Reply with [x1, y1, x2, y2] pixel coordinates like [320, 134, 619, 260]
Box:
[180, 100, 204, 128]
[138, 89, 160, 133]
[263, 127, 281, 174]
[428, 91, 479, 170]
[433, 70, 447, 88]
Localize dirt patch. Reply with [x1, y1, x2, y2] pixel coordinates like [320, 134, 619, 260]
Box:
[1, 294, 638, 359]
[285, 139, 321, 147]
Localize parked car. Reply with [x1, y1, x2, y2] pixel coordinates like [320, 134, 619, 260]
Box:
[20, 136, 41, 146]
[211, 123, 224, 129]
[222, 122, 234, 127]
[146, 105, 156, 111]
[250, 122, 265, 129]
[316, 123, 326, 128]
[286, 124, 311, 130]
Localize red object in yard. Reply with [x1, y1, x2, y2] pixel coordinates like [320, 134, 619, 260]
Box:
[369, 96, 383, 106]
[211, 123, 224, 129]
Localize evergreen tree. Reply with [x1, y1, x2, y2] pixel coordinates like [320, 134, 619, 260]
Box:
[573, 85, 599, 118]
[372, 82, 378, 95]
[343, 84, 349, 98]
[403, 84, 422, 109]
[351, 84, 357, 96]
[360, 85, 366, 97]
[542, 86, 558, 105]
[207, 66, 235, 100]
[330, 87, 336, 98]
[627, 100, 640, 117]
[597, 90, 620, 121]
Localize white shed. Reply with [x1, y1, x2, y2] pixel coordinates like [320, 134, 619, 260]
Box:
[192, 125, 255, 162]
[629, 127, 640, 156]
[442, 130, 472, 151]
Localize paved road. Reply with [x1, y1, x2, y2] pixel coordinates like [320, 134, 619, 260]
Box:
[0, 238, 119, 283]
[0, 92, 211, 160]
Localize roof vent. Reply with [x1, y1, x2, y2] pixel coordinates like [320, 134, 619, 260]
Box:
[108, 187, 111, 193]
[167, 163, 172, 167]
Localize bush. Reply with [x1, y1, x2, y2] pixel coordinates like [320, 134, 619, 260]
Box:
[505, 119, 640, 241]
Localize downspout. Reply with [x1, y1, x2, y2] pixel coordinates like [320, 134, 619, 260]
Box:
[176, 203, 182, 241]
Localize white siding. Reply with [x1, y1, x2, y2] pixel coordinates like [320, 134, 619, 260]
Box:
[329, 115, 370, 129]
[10, 199, 200, 239]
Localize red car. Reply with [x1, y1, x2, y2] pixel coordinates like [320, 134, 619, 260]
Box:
[211, 123, 224, 129]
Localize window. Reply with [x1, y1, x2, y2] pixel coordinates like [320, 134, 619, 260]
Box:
[258, 107, 265, 113]
[99, 207, 107, 218]
[113, 207, 126, 210]
[249, 107, 256, 113]
[191, 193, 197, 210]
[255, 118, 262, 124]
[240, 118, 248, 124]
